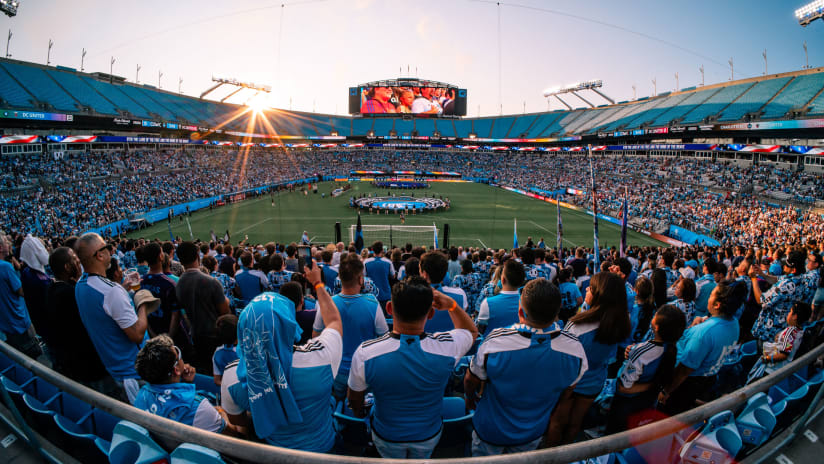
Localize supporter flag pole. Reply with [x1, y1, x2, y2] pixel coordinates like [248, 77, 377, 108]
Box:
[354, 212, 364, 253]
[556, 196, 563, 255]
[588, 145, 600, 273]
[167, 220, 174, 242]
[513, 218, 519, 249]
[433, 222, 438, 249]
[184, 216, 194, 240]
[620, 186, 628, 258]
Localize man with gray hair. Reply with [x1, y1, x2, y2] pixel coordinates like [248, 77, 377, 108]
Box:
[75, 232, 155, 402]
[0, 231, 41, 359]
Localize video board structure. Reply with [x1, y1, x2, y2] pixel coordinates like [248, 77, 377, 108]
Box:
[348, 78, 467, 117]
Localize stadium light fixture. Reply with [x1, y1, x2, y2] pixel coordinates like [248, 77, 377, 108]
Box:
[542, 79, 614, 107]
[5, 29, 10, 58]
[46, 39, 53, 66]
[0, 0, 19, 18]
[81, 48, 86, 72]
[201, 76, 272, 101]
[796, 0, 824, 26]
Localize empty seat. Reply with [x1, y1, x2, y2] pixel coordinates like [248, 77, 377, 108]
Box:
[735, 393, 775, 446]
[54, 414, 110, 462]
[679, 411, 742, 464]
[22, 393, 61, 442]
[437, 396, 473, 454]
[45, 391, 94, 423]
[333, 400, 369, 453]
[0, 363, 34, 387]
[108, 420, 169, 464]
[77, 408, 120, 442]
[170, 443, 226, 464]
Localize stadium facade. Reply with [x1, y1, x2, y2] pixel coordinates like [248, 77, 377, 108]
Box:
[0, 57, 823, 172]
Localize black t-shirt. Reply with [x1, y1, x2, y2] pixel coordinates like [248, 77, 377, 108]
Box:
[218, 256, 236, 276]
[176, 269, 226, 340]
[570, 258, 587, 278]
[44, 281, 108, 382]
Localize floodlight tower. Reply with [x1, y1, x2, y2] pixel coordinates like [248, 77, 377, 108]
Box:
[542, 80, 614, 109]
[796, 0, 824, 26]
[0, 0, 19, 17]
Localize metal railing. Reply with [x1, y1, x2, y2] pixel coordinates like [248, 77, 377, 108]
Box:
[1, 338, 823, 464]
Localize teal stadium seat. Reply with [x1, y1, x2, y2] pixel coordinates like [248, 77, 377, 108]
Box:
[170, 443, 226, 464]
[679, 411, 742, 464]
[54, 414, 111, 462]
[108, 420, 170, 464]
[735, 393, 775, 446]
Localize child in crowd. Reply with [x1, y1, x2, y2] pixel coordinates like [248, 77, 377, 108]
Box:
[212, 314, 239, 386]
[606, 305, 686, 433]
[558, 267, 583, 323]
[747, 301, 811, 384]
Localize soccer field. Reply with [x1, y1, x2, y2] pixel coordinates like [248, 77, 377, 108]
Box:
[126, 181, 665, 249]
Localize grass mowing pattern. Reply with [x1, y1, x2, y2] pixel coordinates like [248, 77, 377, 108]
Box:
[127, 181, 665, 249]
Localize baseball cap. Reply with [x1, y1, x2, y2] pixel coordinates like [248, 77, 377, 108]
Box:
[134, 290, 160, 314]
[685, 260, 699, 269]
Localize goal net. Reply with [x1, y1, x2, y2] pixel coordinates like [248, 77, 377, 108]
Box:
[348, 224, 438, 249]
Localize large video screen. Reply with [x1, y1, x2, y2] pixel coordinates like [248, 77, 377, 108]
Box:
[356, 86, 465, 116]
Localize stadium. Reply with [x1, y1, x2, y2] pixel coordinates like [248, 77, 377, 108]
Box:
[2, 0, 824, 463]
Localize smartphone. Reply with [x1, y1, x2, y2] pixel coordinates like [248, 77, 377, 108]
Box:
[298, 245, 313, 269]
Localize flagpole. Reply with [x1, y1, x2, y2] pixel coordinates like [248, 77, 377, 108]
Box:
[620, 186, 628, 258]
[556, 195, 563, 257]
[588, 144, 600, 273]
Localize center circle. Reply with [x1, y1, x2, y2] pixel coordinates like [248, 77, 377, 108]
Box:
[352, 195, 448, 212]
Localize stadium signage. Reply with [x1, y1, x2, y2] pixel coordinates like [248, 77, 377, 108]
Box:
[141, 120, 161, 127]
[180, 125, 198, 131]
[113, 118, 131, 125]
[0, 110, 71, 121]
[717, 118, 824, 131]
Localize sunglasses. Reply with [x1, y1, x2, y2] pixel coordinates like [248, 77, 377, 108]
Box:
[95, 243, 113, 256]
[169, 346, 182, 376]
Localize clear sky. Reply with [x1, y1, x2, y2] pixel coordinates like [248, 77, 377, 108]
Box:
[2, 0, 823, 116]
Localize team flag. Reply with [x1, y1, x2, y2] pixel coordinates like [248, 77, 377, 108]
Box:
[210, 229, 217, 243]
[224, 229, 230, 242]
[620, 188, 628, 258]
[354, 212, 364, 253]
[433, 222, 439, 249]
[513, 218, 519, 249]
[588, 145, 600, 273]
[556, 196, 563, 253]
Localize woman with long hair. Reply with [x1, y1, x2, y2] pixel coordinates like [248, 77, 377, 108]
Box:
[632, 276, 657, 342]
[651, 268, 669, 309]
[547, 272, 631, 445]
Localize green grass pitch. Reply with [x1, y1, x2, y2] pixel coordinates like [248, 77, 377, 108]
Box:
[127, 181, 665, 249]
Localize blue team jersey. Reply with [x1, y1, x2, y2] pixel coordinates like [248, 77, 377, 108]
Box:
[559, 282, 582, 316]
[364, 257, 394, 302]
[617, 340, 667, 397]
[75, 273, 143, 380]
[470, 324, 587, 445]
[694, 275, 716, 318]
[424, 284, 468, 334]
[212, 344, 238, 376]
[565, 320, 617, 396]
[476, 290, 520, 337]
[319, 264, 339, 290]
[348, 329, 474, 442]
[134, 383, 225, 432]
[677, 316, 738, 377]
[0, 260, 30, 335]
[267, 270, 293, 293]
[222, 329, 343, 452]
[313, 293, 388, 377]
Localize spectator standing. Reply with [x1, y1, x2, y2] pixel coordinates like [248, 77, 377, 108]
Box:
[175, 241, 231, 374]
[348, 277, 477, 459]
[465, 278, 587, 456]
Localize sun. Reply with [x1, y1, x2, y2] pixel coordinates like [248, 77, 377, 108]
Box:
[247, 94, 270, 114]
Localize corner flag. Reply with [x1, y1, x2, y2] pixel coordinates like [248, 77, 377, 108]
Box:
[354, 212, 364, 253]
[513, 218, 519, 249]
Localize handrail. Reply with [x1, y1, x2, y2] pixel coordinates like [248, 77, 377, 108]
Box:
[1, 338, 823, 464]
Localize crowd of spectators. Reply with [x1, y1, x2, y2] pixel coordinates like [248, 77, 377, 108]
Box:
[2, 227, 823, 457]
[1, 148, 823, 247]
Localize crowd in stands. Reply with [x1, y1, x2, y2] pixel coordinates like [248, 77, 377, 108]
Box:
[1, 148, 823, 247]
[2, 225, 824, 458]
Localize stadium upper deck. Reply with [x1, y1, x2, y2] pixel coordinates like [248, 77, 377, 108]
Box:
[2, 58, 824, 140]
